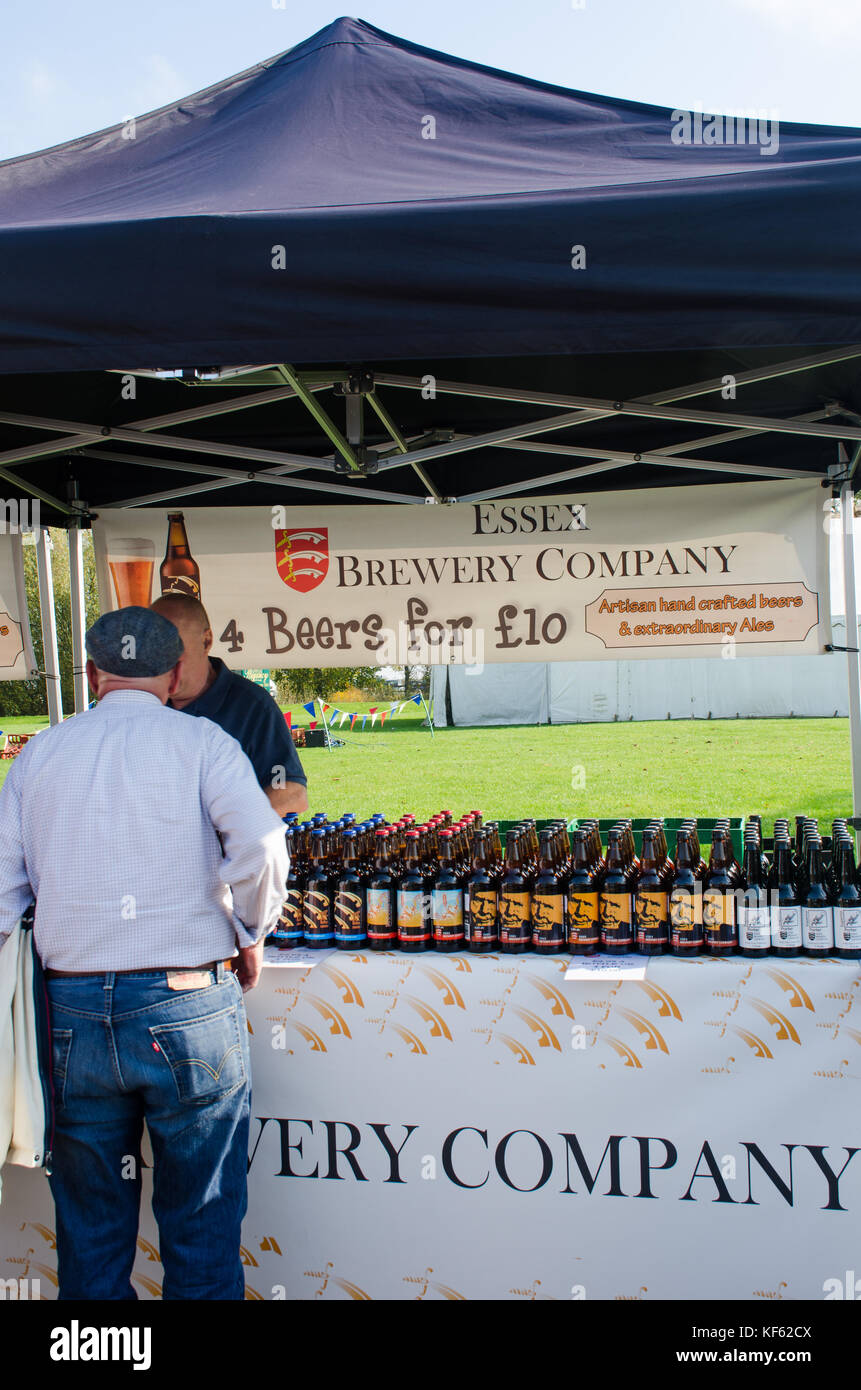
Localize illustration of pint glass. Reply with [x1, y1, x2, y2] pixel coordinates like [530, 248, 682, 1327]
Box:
[108, 538, 155, 608]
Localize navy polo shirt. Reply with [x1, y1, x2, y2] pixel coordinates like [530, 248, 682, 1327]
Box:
[175, 659, 307, 791]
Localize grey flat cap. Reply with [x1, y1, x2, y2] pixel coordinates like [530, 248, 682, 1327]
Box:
[86, 606, 184, 677]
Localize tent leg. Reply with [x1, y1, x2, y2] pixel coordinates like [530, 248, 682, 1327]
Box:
[67, 525, 88, 714]
[841, 483, 861, 820]
[35, 529, 63, 726]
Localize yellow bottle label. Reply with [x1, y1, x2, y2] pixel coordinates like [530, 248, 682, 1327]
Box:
[635, 890, 669, 932]
[567, 891, 600, 943]
[600, 891, 634, 940]
[669, 891, 703, 930]
[499, 891, 531, 941]
[467, 888, 498, 940]
[532, 891, 565, 934]
[366, 888, 393, 931]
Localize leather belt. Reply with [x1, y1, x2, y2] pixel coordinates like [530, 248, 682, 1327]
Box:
[45, 960, 233, 979]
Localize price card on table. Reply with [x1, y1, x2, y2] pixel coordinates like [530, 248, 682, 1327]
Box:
[564, 953, 647, 981]
[262, 945, 337, 968]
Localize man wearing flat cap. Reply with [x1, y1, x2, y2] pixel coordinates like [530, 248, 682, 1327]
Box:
[0, 606, 288, 1300]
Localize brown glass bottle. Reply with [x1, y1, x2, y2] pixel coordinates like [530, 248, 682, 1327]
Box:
[160, 512, 201, 598]
[566, 829, 599, 955]
[834, 839, 861, 959]
[703, 829, 738, 954]
[499, 830, 531, 954]
[532, 829, 566, 954]
[397, 831, 431, 952]
[367, 829, 398, 950]
[465, 830, 498, 954]
[669, 829, 703, 955]
[432, 830, 465, 953]
[635, 827, 669, 955]
[334, 829, 367, 950]
[303, 829, 335, 948]
[600, 828, 634, 954]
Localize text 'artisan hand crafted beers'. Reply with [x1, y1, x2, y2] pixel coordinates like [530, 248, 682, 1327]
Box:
[160, 512, 201, 598]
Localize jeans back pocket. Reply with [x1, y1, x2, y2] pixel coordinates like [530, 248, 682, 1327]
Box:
[149, 1004, 246, 1105]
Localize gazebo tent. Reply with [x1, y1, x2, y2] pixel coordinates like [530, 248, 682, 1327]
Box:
[0, 16, 860, 795]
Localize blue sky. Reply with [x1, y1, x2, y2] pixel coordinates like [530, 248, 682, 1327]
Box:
[1, 0, 860, 161]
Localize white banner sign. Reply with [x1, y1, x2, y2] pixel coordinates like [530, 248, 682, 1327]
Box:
[92, 480, 828, 668]
[2, 954, 859, 1300]
[0, 533, 36, 681]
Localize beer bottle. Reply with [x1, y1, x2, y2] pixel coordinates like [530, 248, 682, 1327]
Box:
[303, 829, 335, 948]
[397, 830, 431, 952]
[566, 829, 599, 955]
[275, 826, 305, 948]
[802, 838, 835, 957]
[532, 829, 566, 954]
[634, 827, 669, 955]
[160, 512, 201, 598]
[833, 838, 861, 959]
[499, 830, 532, 954]
[367, 828, 398, 951]
[768, 838, 802, 956]
[703, 829, 737, 954]
[739, 834, 770, 958]
[465, 830, 498, 954]
[670, 828, 703, 955]
[600, 828, 635, 955]
[432, 829, 465, 953]
[334, 829, 368, 950]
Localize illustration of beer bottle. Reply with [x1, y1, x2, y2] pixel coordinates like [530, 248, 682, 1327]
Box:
[160, 512, 201, 598]
[334, 829, 367, 950]
[532, 829, 566, 954]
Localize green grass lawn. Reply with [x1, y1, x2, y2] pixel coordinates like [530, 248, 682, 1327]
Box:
[1, 705, 851, 830]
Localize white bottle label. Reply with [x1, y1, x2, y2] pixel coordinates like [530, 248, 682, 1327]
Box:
[835, 905, 861, 949]
[771, 904, 802, 948]
[739, 904, 770, 949]
[802, 905, 834, 950]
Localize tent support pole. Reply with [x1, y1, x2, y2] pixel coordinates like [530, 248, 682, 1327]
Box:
[841, 482, 861, 821]
[35, 529, 63, 726]
[67, 523, 89, 715]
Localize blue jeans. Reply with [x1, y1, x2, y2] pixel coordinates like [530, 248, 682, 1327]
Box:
[47, 964, 250, 1300]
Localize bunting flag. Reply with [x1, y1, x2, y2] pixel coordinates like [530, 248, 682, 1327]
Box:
[329, 709, 339, 723]
[371, 711, 379, 727]
[303, 701, 316, 716]
[321, 703, 330, 713]
[309, 720, 317, 730]
[283, 710, 292, 728]
[361, 715, 368, 731]
[350, 713, 358, 728]
[411, 693, 422, 705]
[368, 707, 377, 715]
[339, 711, 349, 727]
[380, 711, 387, 726]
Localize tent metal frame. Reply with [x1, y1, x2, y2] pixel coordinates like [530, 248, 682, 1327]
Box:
[6, 342, 860, 813]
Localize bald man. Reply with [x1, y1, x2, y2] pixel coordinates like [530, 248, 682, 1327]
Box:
[151, 594, 308, 818]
